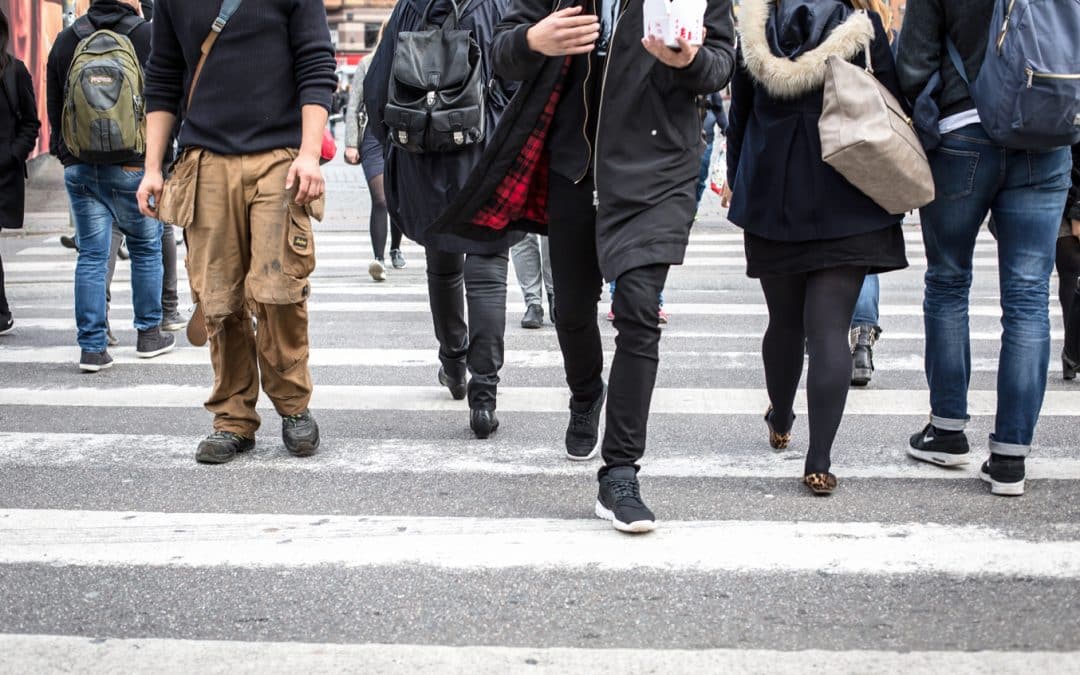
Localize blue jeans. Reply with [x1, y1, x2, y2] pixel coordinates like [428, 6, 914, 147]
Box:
[852, 274, 880, 327]
[920, 124, 1071, 456]
[65, 164, 163, 352]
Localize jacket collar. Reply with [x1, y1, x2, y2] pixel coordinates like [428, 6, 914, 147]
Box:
[739, 0, 874, 99]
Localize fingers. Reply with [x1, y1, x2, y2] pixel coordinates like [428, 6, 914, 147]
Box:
[296, 172, 313, 205]
[550, 6, 584, 17]
[285, 165, 297, 191]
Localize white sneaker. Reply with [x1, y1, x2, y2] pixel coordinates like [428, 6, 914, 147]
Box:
[369, 259, 387, 282]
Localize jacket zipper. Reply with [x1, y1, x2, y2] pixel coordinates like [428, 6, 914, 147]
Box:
[586, 2, 628, 204]
[1026, 68, 1080, 88]
[573, 0, 596, 185]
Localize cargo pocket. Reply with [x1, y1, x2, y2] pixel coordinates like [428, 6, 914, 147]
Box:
[282, 202, 316, 300]
[157, 150, 200, 228]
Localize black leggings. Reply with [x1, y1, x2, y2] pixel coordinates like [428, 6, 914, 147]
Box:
[0, 250, 8, 319]
[760, 266, 867, 475]
[368, 174, 402, 260]
[1056, 235, 1080, 361]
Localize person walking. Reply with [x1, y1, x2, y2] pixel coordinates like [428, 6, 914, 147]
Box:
[724, 0, 908, 495]
[139, 0, 337, 463]
[0, 7, 42, 336]
[46, 0, 174, 371]
[440, 0, 736, 531]
[511, 233, 554, 328]
[344, 42, 406, 282]
[365, 0, 523, 439]
[1058, 143, 1080, 380]
[898, 0, 1075, 496]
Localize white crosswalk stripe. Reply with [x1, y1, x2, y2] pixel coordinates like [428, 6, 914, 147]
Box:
[3, 195, 1079, 670]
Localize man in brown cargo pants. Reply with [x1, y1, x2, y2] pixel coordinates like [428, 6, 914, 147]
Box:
[136, 0, 338, 463]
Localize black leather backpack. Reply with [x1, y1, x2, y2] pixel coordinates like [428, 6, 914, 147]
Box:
[384, 0, 486, 153]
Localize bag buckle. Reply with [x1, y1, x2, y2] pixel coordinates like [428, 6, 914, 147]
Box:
[426, 91, 436, 107]
[453, 131, 465, 145]
[398, 130, 409, 144]
[212, 16, 227, 32]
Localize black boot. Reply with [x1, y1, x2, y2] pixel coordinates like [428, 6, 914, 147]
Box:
[850, 325, 880, 387]
[439, 365, 467, 400]
[1065, 280, 1080, 380]
[470, 409, 499, 439]
[282, 410, 320, 457]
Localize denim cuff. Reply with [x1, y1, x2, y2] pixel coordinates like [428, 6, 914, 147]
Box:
[989, 435, 1030, 458]
[930, 414, 968, 431]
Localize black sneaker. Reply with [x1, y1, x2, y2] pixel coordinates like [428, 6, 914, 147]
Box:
[136, 326, 176, 358]
[850, 325, 879, 387]
[59, 235, 79, 251]
[438, 366, 467, 401]
[0, 315, 13, 336]
[470, 408, 499, 439]
[79, 349, 113, 373]
[907, 423, 970, 466]
[389, 248, 407, 269]
[196, 431, 255, 464]
[566, 386, 605, 461]
[595, 466, 656, 534]
[161, 310, 189, 332]
[520, 304, 544, 329]
[980, 454, 1026, 496]
[282, 410, 320, 457]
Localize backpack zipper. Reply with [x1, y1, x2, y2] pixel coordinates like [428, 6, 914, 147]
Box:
[1026, 68, 1080, 88]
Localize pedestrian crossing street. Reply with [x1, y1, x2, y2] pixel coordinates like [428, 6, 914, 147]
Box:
[2, 196, 1080, 672]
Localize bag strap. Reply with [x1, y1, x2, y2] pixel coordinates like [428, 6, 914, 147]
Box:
[422, 0, 473, 30]
[187, 0, 245, 111]
[944, 36, 970, 87]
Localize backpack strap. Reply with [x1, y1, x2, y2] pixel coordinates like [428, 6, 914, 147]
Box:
[114, 14, 146, 37]
[944, 36, 970, 87]
[187, 0, 246, 110]
[72, 15, 96, 40]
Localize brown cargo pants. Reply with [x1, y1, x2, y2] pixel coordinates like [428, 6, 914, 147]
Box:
[182, 148, 319, 437]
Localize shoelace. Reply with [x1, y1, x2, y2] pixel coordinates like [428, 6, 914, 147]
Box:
[608, 479, 644, 505]
[569, 408, 593, 430]
[209, 431, 243, 442]
[282, 413, 308, 428]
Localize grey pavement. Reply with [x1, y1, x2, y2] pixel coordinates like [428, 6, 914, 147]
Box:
[1, 152, 1080, 673]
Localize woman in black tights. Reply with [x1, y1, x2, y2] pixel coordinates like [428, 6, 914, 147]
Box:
[1058, 143, 1080, 379]
[724, 0, 908, 494]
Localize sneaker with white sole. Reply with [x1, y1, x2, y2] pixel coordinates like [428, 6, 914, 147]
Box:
[136, 327, 175, 358]
[79, 350, 114, 372]
[369, 259, 387, 282]
[0, 315, 13, 336]
[907, 423, 970, 466]
[595, 466, 656, 534]
[161, 310, 189, 332]
[980, 454, 1026, 496]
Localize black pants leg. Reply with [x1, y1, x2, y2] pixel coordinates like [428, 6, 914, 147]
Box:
[161, 224, 178, 315]
[0, 250, 9, 320]
[547, 174, 605, 406]
[1056, 235, 1080, 361]
[761, 266, 866, 475]
[369, 175, 389, 260]
[601, 263, 670, 472]
[425, 248, 468, 379]
[390, 220, 404, 251]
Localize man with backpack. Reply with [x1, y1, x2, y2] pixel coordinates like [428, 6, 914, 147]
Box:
[46, 0, 174, 372]
[138, 0, 337, 464]
[898, 0, 1079, 496]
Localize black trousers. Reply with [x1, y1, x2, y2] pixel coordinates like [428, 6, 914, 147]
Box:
[0, 250, 8, 320]
[425, 247, 508, 411]
[1056, 234, 1080, 361]
[548, 173, 669, 473]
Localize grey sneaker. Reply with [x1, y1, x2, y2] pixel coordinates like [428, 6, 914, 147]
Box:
[136, 327, 176, 358]
[161, 310, 189, 332]
[389, 248, 407, 269]
[79, 350, 114, 373]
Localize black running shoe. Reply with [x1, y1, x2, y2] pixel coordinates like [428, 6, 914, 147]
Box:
[566, 386, 605, 461]
[79, 349, 113, 373]
[282, 410, 320, 457]
[196, 431, 255, 464]
[595, 466, 656, 533]
[980, 454, 1026, 496]
[907, 423, 970, 466]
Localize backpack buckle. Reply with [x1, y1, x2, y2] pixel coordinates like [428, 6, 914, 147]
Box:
[398, 130, 409, 144]
[426, 91, 436, 107]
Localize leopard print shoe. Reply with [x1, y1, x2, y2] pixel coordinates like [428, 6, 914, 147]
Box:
[803, 472, 838, 495]
[764, 406, 792, 451]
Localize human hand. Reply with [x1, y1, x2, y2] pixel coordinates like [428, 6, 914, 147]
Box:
[642, 36, 700, 69]
[526, 7, 600, 57]
[137, 170, 164, 218]
[286, 153, 325, 206]
[720, 181, 732, 208]
[345, 147, 360, 165]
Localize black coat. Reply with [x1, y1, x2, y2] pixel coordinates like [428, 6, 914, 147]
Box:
[0, 58, 42, 230]
[364, 0, 525, 255]
[439, 0, 736, 281]
[726, 0, 904, 242]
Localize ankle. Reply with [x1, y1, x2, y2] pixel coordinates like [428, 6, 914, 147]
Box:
[931, 424, 963, 437]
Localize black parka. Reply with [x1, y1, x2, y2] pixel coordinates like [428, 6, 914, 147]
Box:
[438, 0, 736, 281]
[0, 58, 41, 230]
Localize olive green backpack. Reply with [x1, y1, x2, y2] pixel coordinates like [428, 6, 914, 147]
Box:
[61, 14, 146, 164]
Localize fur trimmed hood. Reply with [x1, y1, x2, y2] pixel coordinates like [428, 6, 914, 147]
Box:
[738, 0, 874, 99]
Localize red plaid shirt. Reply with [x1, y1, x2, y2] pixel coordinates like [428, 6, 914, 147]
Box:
[471, 59, 571, 231]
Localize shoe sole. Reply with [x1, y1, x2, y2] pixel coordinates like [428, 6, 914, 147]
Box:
[136, 342, 176, 359]
[906, 446, 970, 467]
[287, 437, 320, 457]
[369, 262, 387, 282]
[980, 470, 1025, 496]
[0, 325, 13, 336]
[850, 368, 872, 387]
[472, 420, 499, 439]
[161, 321, 189, 332]
[594, 500, 656, 534]
[195, 451, 236, 464]
[79, 361, 113, 373]
[566, 445, 600, 462]
[521, 322, 543, 329]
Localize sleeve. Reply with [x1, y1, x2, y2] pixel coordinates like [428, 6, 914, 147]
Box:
[363, 4, 406, 149]
[46, 41, 64, 157]
[725, 49, 752, 189]
[868, 13, 908, 113]
[12, 61, 41, 162]
[661, 0, 736, 95]
[290, 0, 339, 111]
[143, 0, 188, 115]
[1068, 143, 1080, 222]
[894, 0, 943, 104]
[344, 63, 366, 149]
[491, 0, 552, 83]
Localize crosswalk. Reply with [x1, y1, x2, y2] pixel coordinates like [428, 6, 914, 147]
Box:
[2, 178, 1080, 672]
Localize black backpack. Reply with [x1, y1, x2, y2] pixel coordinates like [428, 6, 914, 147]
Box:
[384, 0, 485, 153]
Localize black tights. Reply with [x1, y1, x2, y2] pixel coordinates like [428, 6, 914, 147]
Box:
[760, 266, 867, 475]
[1057, 235, 1080, 361]
[368, 174, 402, 260]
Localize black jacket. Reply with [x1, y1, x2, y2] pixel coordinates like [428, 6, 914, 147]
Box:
[1069, 143, 1080, 223]
[441, 0, 736, 280]
[0, 58, 41, 230]
[46, 0, 152, 167]
[364, 0, 524, 255]
[726, 0, 904, 242]
[895, 0, 993, 119]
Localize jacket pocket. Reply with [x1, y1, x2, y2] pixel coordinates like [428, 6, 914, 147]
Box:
[157, 150, 200, 228]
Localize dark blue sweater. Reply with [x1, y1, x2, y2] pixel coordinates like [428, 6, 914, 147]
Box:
[144, 0, 337, 156]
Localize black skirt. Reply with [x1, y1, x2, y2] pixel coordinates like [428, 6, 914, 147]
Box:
[743, 224, 908, 279]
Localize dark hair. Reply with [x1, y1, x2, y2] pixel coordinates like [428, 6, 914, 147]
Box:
[0, 7, 10, 71]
